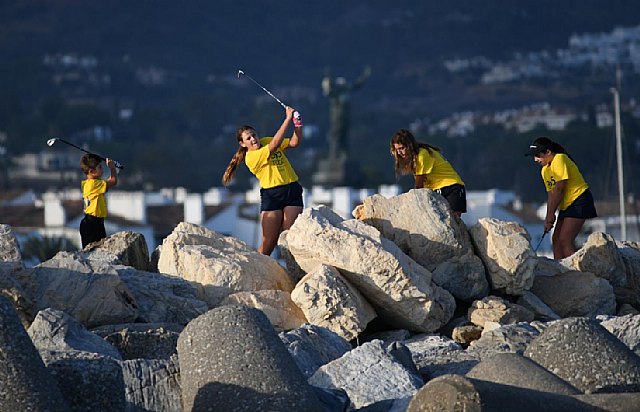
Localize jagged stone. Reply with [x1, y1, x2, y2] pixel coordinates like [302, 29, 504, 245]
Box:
[157, 222, 294, 307]
[524, 317, 640, 394]
[616, 240, 640, 310]
[290, 264, 376, 340]
[352, 190, 472, 271]
[121, 356, 182, 412]
[432, 252, 489, 303]
[0, 296, 69, 412]
[116, 266, 209, 326]
[599, 314, 640, 357]
[27, 308, 122, 360]
[92, 323, 183, 360]
[467, 322, 540, 360]
[468, 218, 537, 295]
[281, 206, 455, 333]
[468, 296, 534, 327]
[14, 252, 139, 328]
[81, 231, 151, 271]
[177, 305, 323, 411]
[40, 349, 125, 412]
[531, 270, 616, 318]
[404, 333, 479, 379]
[279, 324, 353, 378]
[309, 339, 424, 409]
[221, 289, 307, 332]
[561, 232, 626, 287]
[452, 324, 483, 346]
[0, 224, 22, 269]
[517, 290, 561, 321]
[0, 263, 34, 328]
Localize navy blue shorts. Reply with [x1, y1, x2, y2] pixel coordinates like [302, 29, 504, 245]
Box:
[436, 184, 467, 213]
[260, 181, 304, 212]
[559, 188, 597, 219]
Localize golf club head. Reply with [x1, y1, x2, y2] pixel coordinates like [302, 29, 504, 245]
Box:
[237, 69, 245, 79]
[46, 138, 58, 146]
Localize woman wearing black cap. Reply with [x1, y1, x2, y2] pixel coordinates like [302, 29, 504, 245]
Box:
[525, 136, 597, 259]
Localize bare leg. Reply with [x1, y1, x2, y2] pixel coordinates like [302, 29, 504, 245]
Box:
[282, 206, 303, 230]
[554, 217, 586, 259]
[259, 210, 284, 255]
[551, 218, 564, 259]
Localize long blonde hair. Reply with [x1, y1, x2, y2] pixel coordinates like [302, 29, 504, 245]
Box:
[222, 125, 254, 186]
[390, 128, 440, 176]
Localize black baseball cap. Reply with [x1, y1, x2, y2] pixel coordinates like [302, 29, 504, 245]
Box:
[524, 138, 551, 156]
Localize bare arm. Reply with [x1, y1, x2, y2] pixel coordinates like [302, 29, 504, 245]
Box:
[268, 106, 295, 153]
[544, 179, 567, 232]
[105, 159, 118, 190]
[288, 112, 302, 148]
[414, 174, 426, 189]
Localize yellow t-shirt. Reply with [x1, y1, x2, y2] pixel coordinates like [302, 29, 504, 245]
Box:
[82, 179, 108, 218]
[415, 147, 464, 190]
[541, 153, 589, 210]
[245, 137, 298, 189]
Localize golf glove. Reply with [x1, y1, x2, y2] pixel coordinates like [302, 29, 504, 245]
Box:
[293, 111, 303, 127]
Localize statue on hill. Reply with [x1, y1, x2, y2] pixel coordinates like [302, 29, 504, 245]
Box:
[313, 66, 371, 187]
[321, 66, 371, 158]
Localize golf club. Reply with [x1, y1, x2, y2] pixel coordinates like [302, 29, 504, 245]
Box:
[237, 69, 301, 121]
[533, 230, 548, 253]
[46, 138, 124, 169]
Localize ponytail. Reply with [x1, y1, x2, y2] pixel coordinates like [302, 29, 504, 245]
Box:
[533, 136, 574, 161]
[222, 146, 247, 186]
[222, 125, 254, 186]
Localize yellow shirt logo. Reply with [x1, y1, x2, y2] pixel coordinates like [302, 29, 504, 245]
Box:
[541, 153, 589, 210]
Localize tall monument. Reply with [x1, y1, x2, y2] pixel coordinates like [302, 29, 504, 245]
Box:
[312, 66, 371, 187]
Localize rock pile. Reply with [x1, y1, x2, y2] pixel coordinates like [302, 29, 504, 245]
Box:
[2, 188, 640, 411]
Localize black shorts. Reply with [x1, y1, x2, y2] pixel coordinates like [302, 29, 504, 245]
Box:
[558, 188, 597, 220]
[435, 184, 467, 213]
[80, 214, 106, 248]
[260, 181, 304, 212]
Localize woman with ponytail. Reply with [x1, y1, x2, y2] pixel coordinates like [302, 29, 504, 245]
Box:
[390, 128, 466, 219]
[222, 106, 304, 255]
[525, 136, 597, 259]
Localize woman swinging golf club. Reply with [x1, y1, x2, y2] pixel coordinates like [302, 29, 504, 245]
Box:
[222, 106, 304, 256]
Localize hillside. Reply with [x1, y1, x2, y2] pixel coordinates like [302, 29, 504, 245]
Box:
[1, 0, 639, 194]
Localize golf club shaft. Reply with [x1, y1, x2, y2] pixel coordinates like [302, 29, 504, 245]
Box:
[54, 138, 124, 169]
[534, 231, 547, 253]
[238, 70, 301, 121]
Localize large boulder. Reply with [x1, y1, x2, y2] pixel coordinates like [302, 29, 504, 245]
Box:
[465, 352, 580, 395]
[290, 264, 376, 340]
[156, 222, 294, 307]
[14, 252, 139, 328]
[530, 270, 616, 318]
[81, 231, 151, 271]
[616, 240, 640, 309]
[404, 333, 479, 379]
[468, 218, 537, 295]
[561, 232, 626, 288]
[467, 296, 534, 328]
[121, 356, 182, 412]
[91, 323, 183, 360]
[353, 190, 472, 270]
[309, 339, 424, 409]
[524, 317, 640, 394]
[27, 308, 121, 360]
[0, 296, 69, 412]
[281, 206, 455, 333]
[40, 350, 125, 412]
[599, 314, 640, 357]
[0, 264, 34, 328]
[279, 324, 353, 378]
[177, 305, 323, 412]
[116, 266, 208, 325]
[0, 224, 22, 270]
[221, 290, 307, 332]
